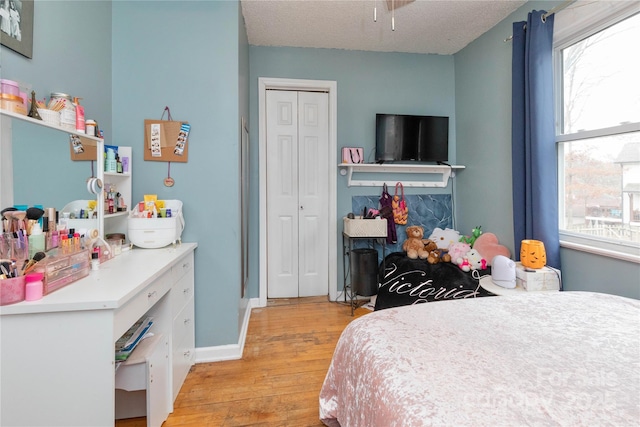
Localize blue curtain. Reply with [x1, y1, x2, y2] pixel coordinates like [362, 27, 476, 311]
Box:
[511, 10, 561, 269]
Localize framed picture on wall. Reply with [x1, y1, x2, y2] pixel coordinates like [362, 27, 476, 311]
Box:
[0, 0, 33, 59]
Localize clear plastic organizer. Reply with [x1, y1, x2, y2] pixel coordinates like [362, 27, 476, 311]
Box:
[42, 248, 90, 295]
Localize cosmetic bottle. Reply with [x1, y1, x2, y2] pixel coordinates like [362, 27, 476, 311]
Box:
[28, 222, 45, 259]
[91, 252, 100, 271]
[51, 230, 59, 249]
[74, 97, 85, 134]
[25, 272, 44, 301]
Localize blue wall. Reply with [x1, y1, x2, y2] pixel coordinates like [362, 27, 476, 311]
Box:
[111, 0, 248, 347]
[248, 47, 456, 297]
[4, 0, 112, 208]
[455, 0, 639, 299]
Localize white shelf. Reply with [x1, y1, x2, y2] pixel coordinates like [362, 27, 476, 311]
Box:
[1, 109, 133, 240]
[0, 109, 103, 141]
[105, 211, 128, 219]
[338, 163, 465, 188]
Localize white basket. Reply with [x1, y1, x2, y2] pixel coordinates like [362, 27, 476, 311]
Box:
[343, 217, 387, 237]
[37, 108, 61, 127]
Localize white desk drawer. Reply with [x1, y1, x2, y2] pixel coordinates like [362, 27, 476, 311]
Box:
[172, 300, 194, 346]
[114, 273, 172, 342]
[171, 272, 194, 316]
[171, 252, 194, 284]
[172, 303, 195, 400]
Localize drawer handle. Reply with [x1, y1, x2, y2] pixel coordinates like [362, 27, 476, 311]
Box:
[148, 290, 157, 299]
[183, 350, 191, 357]
[183, 318, 191, 325]
[182, 262, 190, 269]
[183, 288, 191, 295]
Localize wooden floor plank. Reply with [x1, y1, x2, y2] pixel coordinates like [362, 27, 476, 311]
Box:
[115, 299, 369, 426]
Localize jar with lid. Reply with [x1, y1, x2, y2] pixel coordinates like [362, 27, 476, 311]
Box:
[85, 119, 96, 137]
[25, 272, 44, 301]
[50, 92, 76, 131]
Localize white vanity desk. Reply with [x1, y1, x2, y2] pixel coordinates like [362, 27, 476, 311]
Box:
[0, 242, 197, 427]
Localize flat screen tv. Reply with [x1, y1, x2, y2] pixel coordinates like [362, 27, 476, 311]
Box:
[375, 114, 449, 163]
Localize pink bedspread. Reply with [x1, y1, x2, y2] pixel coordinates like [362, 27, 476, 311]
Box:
[320, 292, 640, 426]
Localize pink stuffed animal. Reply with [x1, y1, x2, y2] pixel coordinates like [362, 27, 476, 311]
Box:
[472, 232, 510, 266]
[448, 242, 471, 262]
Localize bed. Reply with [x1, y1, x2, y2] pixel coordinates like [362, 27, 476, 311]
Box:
[320, 291, 640, 426]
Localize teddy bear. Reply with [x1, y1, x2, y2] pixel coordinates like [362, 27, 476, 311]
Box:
[402, 225, 429, 259]
[428, 227, 461, 250]
[427, 248, 452, 264]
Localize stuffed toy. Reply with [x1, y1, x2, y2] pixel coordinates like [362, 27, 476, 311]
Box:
[460, 226, 482, 247]
[473, 232, 510, 266]
[428, 227, 461, 250]
[427, 248, 451, 264]
[402, 225, 429, 259]
[448, 241, 471, 262]
[423, 239, 444, 264]
[456, 249, 487, 272]
[466, 249, 487, 270]
[457, 257, 472, 272]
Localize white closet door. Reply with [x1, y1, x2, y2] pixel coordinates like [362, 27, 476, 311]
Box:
[266, 90, 329, 298]
[297, 91, 329, 296]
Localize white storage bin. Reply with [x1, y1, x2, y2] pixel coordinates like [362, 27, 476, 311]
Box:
[128, 200, 184, 249]
[343, 216, 387, 237]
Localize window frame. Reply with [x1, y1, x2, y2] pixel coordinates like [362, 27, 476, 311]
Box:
[553, 3, 640, 264]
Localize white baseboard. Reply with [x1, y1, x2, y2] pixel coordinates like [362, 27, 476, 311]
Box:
[194, 297, 258, 363]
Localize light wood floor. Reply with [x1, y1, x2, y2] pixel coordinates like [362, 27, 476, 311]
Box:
[116, 297, 370, 427]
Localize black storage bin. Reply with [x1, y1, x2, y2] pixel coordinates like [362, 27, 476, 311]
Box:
[350, 248, 379, 296]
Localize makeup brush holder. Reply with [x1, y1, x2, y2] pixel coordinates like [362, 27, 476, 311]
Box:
[0, 276, 26, 306]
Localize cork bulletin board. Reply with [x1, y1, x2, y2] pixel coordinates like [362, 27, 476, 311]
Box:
[143, 119, 190, 162]
[69, 135, 98, 161]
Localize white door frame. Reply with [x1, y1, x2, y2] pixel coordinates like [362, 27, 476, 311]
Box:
[258, 77, 338, 307]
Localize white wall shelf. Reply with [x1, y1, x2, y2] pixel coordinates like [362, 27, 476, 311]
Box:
[338, 163, 465, 188]
[1, 109, 132, 239]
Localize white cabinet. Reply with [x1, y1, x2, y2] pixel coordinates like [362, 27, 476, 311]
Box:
[170, 251, 195, 400]
[0, 243, 197, 427]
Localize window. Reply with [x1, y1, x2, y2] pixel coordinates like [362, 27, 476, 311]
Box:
[555, 8, 640, 260]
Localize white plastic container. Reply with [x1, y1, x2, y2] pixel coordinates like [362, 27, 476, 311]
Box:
[128, 200, 184, 248]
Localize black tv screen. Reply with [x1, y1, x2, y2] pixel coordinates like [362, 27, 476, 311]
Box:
[375, 114, 449, 163]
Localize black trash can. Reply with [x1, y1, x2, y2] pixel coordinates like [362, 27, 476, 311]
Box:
[350, 248, 379, 296]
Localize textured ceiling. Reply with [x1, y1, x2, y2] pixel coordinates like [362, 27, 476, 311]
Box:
[241, 0, 528, 55]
